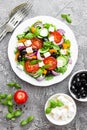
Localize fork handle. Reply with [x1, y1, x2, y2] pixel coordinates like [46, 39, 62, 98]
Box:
[0, 29, 7, 42]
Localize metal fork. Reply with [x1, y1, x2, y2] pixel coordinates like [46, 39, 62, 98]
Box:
[0, 2, 32, 42]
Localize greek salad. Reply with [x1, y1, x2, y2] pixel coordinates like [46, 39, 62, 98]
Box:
[15, 21, 71, 81]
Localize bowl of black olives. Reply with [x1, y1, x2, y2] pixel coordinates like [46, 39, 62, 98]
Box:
[69, 70, 87, 102]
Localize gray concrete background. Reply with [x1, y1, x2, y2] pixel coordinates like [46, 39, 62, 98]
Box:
[0, 0, 87, 130]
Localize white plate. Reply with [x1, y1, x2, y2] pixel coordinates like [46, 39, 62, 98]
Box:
[8, 16, 78, 87]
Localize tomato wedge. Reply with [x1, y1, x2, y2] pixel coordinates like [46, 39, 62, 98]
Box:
[31, 37, 43, 49]
[43, 56, 57, 70]
[14, 90, 28, 104]
[25, 60, 39, 73]
[50, 31, 62, 43]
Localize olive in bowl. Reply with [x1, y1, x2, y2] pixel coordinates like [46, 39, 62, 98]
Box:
[69, 70, 87, 102]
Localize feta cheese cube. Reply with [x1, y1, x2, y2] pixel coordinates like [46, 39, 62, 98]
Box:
[49, 36, 54, 42]
[17, 43, 24, 47]
[44, 52, 51, 58]
[39, 61, 44, 67]
[24, 40, 32, 47]
[26, 47, 33, 53]
[49, 26, 54, 32]
[60, 49, 67, 55]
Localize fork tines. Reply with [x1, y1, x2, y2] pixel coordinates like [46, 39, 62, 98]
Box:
[20, 2, 32, 16]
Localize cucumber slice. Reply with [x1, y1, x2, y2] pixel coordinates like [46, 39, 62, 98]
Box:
[40, 28, 48, 37]
[57, 56, 68, 67]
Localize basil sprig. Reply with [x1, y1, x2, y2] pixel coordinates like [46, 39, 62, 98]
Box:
[45, 99, 64, 114]
[20, 116, 34, 126]
[61, 14, 72, 23]
[7, 82, 21, 89]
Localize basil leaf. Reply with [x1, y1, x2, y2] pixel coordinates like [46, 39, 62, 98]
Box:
[45, 107, 52, 114]
[61, 14, 67, 19]
[8, 106, 13, 113]
[0, 94, 7, 99]
[30, 60, 42, 65]
[66, 15, 72, 23]
[49, 99, 57, 108]
[14, 110, 22, 117]
[1, 100, 8, 105]
[20, 119, 28, 126]
[56, 100, 64, 107]
[6, 113, 14, 119]
[7, 100, 13, 106]
[7, 94, 13, 100]
[27, 116, 34, 123]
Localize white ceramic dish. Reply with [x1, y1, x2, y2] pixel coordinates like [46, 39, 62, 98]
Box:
[45, 93, 77, 125]
[8, 16, 78, 86]
[69, 70, 87, 102]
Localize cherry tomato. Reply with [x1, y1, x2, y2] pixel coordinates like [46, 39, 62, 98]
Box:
[31, 37, 43, 49]
[50, 31, 62, 43]
[24, 60, 39, 73]
[43, 56, 57, 70]
[14, 90, 28, 104]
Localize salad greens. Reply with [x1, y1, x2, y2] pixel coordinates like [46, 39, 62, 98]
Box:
[15, 20, 71, 81]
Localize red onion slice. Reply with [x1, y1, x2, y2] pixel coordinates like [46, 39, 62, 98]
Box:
[52, 70, 60, 76]
[37, 50, 44, 60]
[57, 38, 64, 45]
[57, 29, 65, 35]
[18, 46, 26, 50]
[36, 75, 45, 81]
[25, 52, 37, 59]
[69, 58, 72, 64]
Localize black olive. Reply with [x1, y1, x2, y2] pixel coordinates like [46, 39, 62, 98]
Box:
[33, 49, 37, 52]
[17, 55, 22, 62]
[59, 45, 63, 49]
[81, 78, 86, 85]
[20, 49, 27, 56]
[70, 85, 77, 94]
[72, 80, 76, 85]
[51, 53, 59, 58]
[81, 92, 87, 98]
[80, 73, 87, 79]
[80, 87, 84, 91]
[46, 70, 52, 76]
[76, 93, 81, 99]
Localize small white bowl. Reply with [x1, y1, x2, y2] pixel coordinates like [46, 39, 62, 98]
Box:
[68, 70, 87, 102]
[45, 93, 76, 125]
